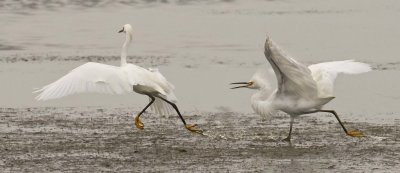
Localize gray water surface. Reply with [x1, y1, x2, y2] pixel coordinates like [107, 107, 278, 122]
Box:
[1, 0, 400, 122]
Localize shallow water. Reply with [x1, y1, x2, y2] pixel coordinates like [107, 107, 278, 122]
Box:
[0, 1, 399, 120]
[1, 0, 400, 61]
[2, 0, 400, 115]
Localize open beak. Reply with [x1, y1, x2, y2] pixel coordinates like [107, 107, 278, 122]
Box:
[118, 28, 124, 33]
[230, 82, 250, 89]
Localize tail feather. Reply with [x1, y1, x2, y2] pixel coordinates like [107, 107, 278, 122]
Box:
[149, 97, 175, 116]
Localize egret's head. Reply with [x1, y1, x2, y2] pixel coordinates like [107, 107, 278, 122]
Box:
[230, 70, 272, 90]
[118, 24, 133, 34]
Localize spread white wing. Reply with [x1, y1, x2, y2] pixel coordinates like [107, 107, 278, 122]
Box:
[34, 62, 131, 101]
[308, 60, 371, 97]
[34, 62, 178, 116]
[264, 37, 318, 100]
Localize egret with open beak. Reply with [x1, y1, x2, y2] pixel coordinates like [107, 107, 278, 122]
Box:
[230, 36, 371, 142]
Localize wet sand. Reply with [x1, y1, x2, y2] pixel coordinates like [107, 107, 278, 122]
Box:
[0, 107, 399, 172]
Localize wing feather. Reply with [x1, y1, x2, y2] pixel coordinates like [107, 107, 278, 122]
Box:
[35, 62, 179, 117]
[264, 37, 318, 100]
[308, 60, 371, 97]
[34, 62, 131, 101]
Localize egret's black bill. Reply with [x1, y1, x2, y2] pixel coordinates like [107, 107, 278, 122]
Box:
[230, 82, 249, 89]
[118, 28, 124, 33]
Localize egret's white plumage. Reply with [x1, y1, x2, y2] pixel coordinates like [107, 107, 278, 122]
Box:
[309, 60, 371, 98]
[34, 24, 201, 133]
[232, 37, 371, 141]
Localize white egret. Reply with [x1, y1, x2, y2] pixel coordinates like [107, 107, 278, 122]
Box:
[34, 24, 202, 134]
[231, 37, 371, 142]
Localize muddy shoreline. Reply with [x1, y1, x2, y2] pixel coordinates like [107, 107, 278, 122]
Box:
[0, 107, 399, 172]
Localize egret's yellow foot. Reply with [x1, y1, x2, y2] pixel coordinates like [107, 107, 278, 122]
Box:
[135, 116, 144, 129]
[347, 130, 363, 137]
[185, 124, 203, 134]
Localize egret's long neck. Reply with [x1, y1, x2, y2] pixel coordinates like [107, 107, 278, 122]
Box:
[121, 32, 132, 66]
[251, 89, 276, 116]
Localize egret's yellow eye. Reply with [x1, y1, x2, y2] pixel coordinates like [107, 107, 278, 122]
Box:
[248, 81, 254, 86]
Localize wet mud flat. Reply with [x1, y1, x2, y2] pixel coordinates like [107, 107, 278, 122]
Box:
[0, 107, 399, 172]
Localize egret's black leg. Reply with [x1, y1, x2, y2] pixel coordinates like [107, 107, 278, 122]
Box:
[282, 116, 294, 142]
[134, 95, 155, 129]
[137, 96, 156, 118]
[318, 110, 363, 137]
[155, 96, 203, 134]
[155, 96, 187, 125]
[318, 110, 347, 133]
